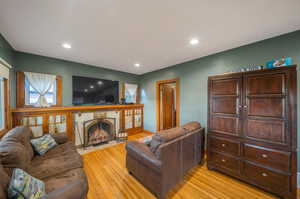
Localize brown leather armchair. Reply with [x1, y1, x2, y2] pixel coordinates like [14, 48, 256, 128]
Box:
[126, 122, 205, 198]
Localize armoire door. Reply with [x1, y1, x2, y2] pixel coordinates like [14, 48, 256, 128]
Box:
[208, 76, 243, 137]
[243, 71, 289, 146]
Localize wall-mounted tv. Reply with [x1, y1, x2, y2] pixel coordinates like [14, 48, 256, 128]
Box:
[72, 76, 119, 105]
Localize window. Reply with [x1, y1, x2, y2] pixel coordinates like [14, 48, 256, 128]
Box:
[125, 83, 138, 103]
[25, 78, 57, 106]
[16, 72, 62, 108]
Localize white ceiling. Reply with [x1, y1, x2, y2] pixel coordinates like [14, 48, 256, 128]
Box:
[1, 0, 300, 75]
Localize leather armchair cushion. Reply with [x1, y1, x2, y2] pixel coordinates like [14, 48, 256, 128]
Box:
[126, 141, 161, 173]
[2, 126, 34, 160]
[181, 122, 201, 132]
[150, 127, 185, 153]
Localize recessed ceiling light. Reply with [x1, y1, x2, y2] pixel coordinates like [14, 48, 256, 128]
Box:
[134, 63, 141, 68]
[97, 81, 103, 85]
[189, 38, 199, 45]
[84, 89, 88, 92]
[62, 43, 72, 49]
[90, 85, 94, 89]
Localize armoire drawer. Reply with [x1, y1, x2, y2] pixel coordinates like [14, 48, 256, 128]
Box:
[209, 151, 240, 174]
[243, 162, 289, 195]
[209, 136, 240, 156]
[243, 144, 290, 172]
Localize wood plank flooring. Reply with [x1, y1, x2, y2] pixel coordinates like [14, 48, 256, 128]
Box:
[82, 133, 295, 199]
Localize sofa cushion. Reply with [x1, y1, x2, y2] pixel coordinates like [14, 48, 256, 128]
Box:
[33, 142, 77, 162]
[181, 121, 201, 132]
[0, 162, 10, 199]
[8, 168, 45, 199]
[2, 126, 34, 160]
[0, 139, 31, 170]
[50, 133, 69, 145]
[150, 127, 185, 153]
[43, 168, 87, 194]
[27, 150, 83, 179]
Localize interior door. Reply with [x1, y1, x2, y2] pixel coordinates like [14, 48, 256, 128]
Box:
[243, 72, 288, 145]
[161, 85, 175, 130]
[208, 76, 242, 137]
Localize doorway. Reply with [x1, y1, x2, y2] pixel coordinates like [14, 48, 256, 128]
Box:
[156, 78, 180, 131]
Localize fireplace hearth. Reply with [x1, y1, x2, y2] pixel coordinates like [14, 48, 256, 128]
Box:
[83, 118, 115, 147]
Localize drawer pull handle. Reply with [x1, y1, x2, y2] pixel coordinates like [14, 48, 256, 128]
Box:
[262, 173, 268, 177]
[221, 159, 226, 163]
[262, 154, 268, 158]
[221, 144, 226, 147]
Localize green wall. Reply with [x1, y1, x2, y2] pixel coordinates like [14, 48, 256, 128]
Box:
[139, 30, 300, 169]
[13, 52, 139, 106]
[0, 34, 14, 66]
[0, 33, 16, 109]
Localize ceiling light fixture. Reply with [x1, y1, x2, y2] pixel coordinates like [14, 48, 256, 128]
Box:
[90, 85, 94, 89]
[134, 63, 141, 68]
[190, 38, 199, 45]
[97, 81, 103, 85]
[62, 43, 72, 49]
[84, 89, 88, 92]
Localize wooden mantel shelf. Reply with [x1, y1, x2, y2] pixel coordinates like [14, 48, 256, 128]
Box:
[11, 104, 144, 113]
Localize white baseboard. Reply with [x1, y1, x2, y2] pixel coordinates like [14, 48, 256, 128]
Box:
[297, 172, 300, 188]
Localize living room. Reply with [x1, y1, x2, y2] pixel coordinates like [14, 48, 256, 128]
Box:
[0, 1, 300, 199]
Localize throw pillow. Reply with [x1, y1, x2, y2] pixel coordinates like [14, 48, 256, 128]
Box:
[30, 134, 58, 155]
[8, 168, 45, 199]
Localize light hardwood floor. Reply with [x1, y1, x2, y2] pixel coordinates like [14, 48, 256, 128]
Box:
[82, 133, 296, 199]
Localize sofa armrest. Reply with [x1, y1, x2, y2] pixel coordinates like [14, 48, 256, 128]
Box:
[41, 180, 87, 199]
[50, 133, 69, 144]
[126, 141, 162, 172]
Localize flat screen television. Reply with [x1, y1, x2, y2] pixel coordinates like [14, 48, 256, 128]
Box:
[72, 76, 119, 105]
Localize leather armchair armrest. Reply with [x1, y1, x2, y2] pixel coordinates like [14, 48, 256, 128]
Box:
[126, 141, 162, 173]
[50, 133, 69, 144]
[41, 180, 87, 199]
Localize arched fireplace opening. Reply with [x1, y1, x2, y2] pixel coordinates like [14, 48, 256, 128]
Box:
[83, 118, 115, 147]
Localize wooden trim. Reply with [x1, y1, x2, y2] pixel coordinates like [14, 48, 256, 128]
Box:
[16, 72, 63, 108]
[12, 104, 144, 113]
[56, 75, 62, 106]
[156, 78, 180, 131]
[16, 72, 25, 108]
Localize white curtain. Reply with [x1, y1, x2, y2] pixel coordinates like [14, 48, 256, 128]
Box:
[24, 72, 56, 107]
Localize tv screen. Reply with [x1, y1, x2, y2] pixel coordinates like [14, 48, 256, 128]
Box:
[72, 76, 119, 105]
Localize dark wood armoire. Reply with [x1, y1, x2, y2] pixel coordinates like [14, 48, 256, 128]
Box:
[207, 66, 297, 199]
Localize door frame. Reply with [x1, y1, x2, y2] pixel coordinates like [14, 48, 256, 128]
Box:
[156, 78, 180, 131]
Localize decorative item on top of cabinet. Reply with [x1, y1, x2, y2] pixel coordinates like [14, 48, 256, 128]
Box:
[207, 66, 297, 199]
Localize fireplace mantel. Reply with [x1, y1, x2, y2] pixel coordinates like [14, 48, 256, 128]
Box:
[11, 104, 144, 141]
